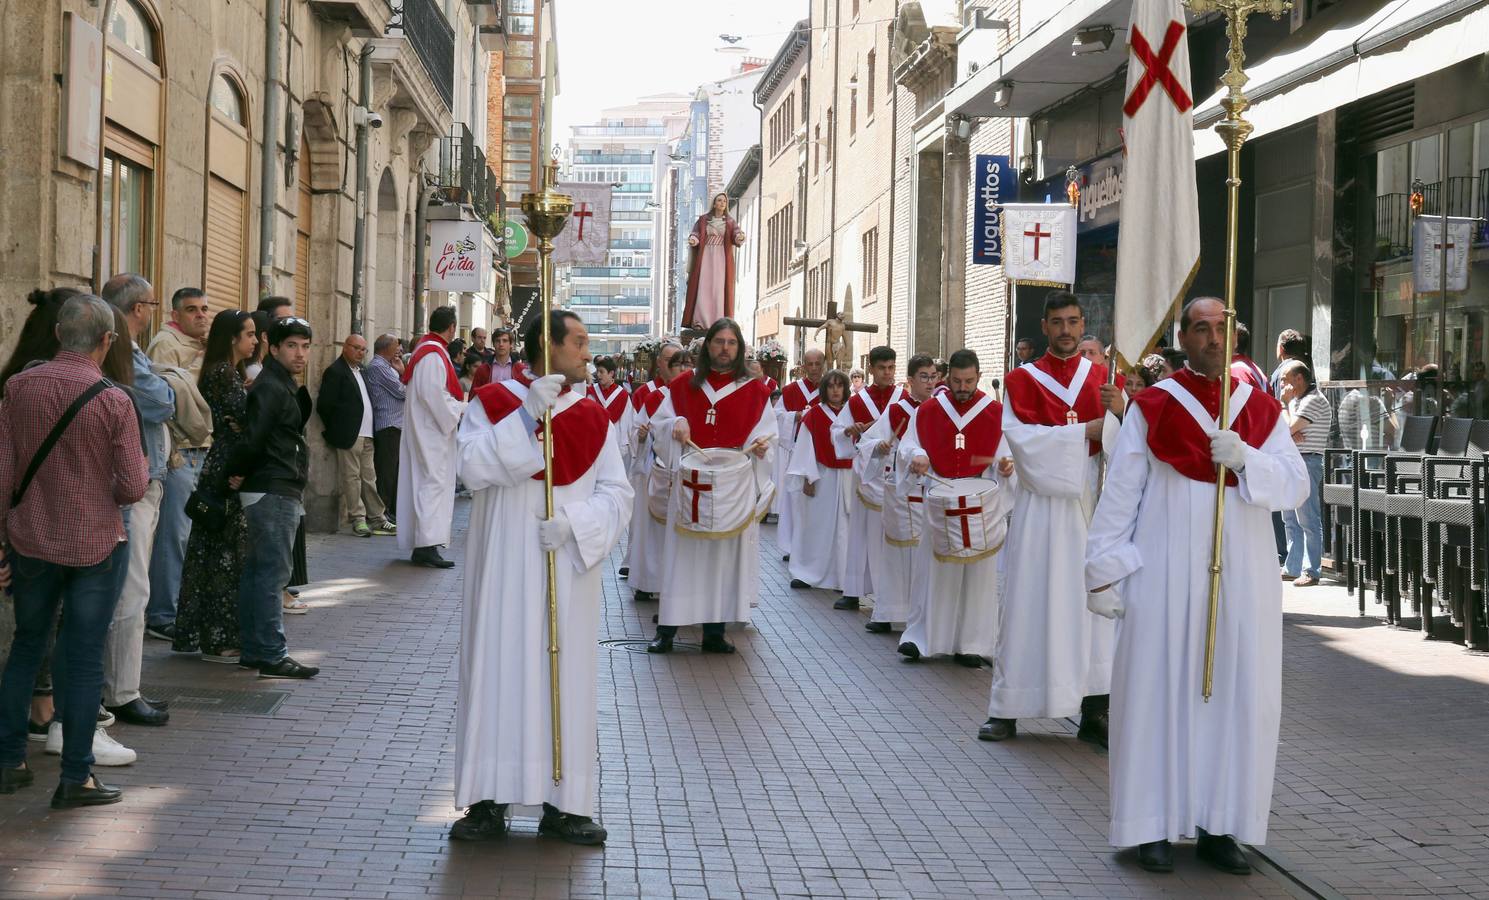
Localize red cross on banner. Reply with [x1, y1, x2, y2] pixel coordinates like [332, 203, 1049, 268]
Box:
[945, 497, 983, 549]
[681, 468, 711, 524]
[1024, 224, 1052, 261]
[571, 202, 593, 241]
[1123, 21, 1192, 117]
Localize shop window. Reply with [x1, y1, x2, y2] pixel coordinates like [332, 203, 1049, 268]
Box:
[100, 154, 153, 282]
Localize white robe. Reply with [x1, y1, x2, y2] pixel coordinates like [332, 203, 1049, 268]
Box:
[1085, 404, 1308, 847]
[830, 404, 883, 601]
[854, 412, 916, 624]
[786, 422, 852, 590]
[896, 414, 1014, 658]
[773, 400, 800, 551]
[397, 348, 465, 550]
[626, 392, 670, 594]
[989, 404, 1115, 720]
[651, 395, 776, 626]
[454, 394, 633, 816]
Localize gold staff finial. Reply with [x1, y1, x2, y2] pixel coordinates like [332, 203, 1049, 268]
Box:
[1182, 0, 1290, 702]
[520, 151, 573, 783]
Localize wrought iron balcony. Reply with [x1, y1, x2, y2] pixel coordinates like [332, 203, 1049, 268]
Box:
[388, 0, 454, 112]
[435, 123, 502, 228]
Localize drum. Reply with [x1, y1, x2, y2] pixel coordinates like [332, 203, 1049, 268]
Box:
[646, 459, 674, 524]
[673, 447, 772, 538]
[924, 476, 1006, 563]
[882, 472, 922, 547]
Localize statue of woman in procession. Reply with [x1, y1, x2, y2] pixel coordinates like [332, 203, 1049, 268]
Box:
[681, 192, 747, 331]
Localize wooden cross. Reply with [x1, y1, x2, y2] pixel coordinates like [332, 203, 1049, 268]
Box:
[781, 300, 879, 367]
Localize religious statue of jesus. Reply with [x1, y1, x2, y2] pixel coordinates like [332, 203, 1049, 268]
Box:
[681, 193, 747, 330]
[815, 311, 851, 372]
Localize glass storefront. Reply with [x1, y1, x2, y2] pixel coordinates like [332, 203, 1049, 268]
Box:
[1331, 115, 1489, 446]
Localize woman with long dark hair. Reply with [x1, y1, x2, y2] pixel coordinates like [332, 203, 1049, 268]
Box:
[0, 287, 82, 395]
[680, 193, 747, 330]
[173, 310, 258, 661]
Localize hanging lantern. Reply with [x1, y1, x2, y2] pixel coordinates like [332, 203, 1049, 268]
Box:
[1065, 165, 1082, 207]
[1409, 178, 1425, 217]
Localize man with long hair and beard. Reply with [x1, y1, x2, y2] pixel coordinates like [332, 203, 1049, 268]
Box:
[645, 319, 775, 654]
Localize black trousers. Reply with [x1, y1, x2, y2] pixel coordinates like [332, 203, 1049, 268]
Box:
[655, 623, 725, 639]
[373, 427, 401, 518]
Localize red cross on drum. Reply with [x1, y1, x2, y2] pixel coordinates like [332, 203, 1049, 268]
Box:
[925, 477, 1008, 564]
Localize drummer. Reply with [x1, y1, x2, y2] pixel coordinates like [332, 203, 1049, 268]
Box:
[645, 318, 776, 655]
[786, 370, 854, 593]
[896, 349, 1015, 667]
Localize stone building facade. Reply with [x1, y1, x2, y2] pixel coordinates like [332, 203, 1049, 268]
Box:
[0, 0, 506, 531]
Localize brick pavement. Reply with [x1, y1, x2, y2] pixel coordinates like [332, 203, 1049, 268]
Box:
[0, 502, 1485, 898]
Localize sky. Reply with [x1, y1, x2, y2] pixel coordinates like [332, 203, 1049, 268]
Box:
[550, 0, 812, 149]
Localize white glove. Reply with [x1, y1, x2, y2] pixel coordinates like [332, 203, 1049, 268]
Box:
[522, 374, 566, 419]
[1210, 430, 1247, 470]
[537, 509, 573, 552]
[1087, 588, 1125, 620]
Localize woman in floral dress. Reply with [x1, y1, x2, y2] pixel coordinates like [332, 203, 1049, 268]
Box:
[173, 310, 257, 662]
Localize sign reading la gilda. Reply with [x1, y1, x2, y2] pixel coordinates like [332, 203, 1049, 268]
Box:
[973, 155, 1012, 265]
[428, 220, 487, 292]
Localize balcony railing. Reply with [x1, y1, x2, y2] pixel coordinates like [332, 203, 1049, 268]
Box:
[609, 239, 652, 250]
[390, 0, 454, 112]
[436, 123, 501, 224]
[1374, 173, 1488, 259]
[572, 267, 653, 279]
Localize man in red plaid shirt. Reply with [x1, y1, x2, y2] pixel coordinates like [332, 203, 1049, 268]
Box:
[0, 294, 148, 809]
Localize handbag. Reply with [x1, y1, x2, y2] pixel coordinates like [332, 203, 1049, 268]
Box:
[184, 485, 229, 531]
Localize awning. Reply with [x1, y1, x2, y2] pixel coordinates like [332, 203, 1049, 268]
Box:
[945, 0, 1134, 118]
[1192, 0, 1489, 158]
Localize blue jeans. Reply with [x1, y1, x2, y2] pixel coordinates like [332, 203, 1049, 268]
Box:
[147, 447, 206, 628]
[238, 493, 301, 665]
[1283, 453, 1325, 578]
[0, 543, 128, 784]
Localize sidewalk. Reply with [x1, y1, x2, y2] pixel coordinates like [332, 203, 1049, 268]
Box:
[0, 504, 1485, 898]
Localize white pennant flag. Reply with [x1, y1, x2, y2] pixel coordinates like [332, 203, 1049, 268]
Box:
[550, 182, 613, 266]
[1113, 0, 1200, 368]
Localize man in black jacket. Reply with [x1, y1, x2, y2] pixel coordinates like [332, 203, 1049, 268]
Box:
[316, 334, 393, 537]
[227, 317, 321, 680]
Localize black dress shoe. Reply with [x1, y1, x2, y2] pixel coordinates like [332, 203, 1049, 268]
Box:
[790, 579, 811, 589]
[834, 596, 860, 610]
[618, 566, 629, 578]
[897, 641, 921, 661]
[287, 587, 301, 597]
[1077, 710, 1108, 749]
[256, 657, 321, 679]
[977, 717, 1016, 741]
[700, 635, 736, 654]
[865, 621, 892, 633]
[0, 765, 33, 794]
[539, 803, 607, 845]
[449, 800, 509, 841]
[632, 589, 656, 602]
[1136, 839, 1174, 873]
[106, 698, 169, 727]
[1196, 830, 1251, 875]
[411, 546, 456, 569]
[51, 776, 122, 809]
[953, 653, 984, 668]
[782, 553, 790, 562]
[647, 634, 674, 654]
[142, 696, 170, 711]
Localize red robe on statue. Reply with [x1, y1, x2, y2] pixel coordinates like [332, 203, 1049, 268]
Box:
[681, 213, 742, 329]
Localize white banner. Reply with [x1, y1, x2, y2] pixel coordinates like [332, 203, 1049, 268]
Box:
[428, 219, 488, 293]
[1413, 217, 1474, 293]
[1113, 0, 1201, 367]
[551, 182, 613, 266]
[1000, 204, 1077, 287]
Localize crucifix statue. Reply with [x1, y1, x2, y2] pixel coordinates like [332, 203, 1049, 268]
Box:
[782, 300, 878, 372]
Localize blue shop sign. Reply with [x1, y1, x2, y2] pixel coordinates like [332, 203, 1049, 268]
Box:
[972, 154, 1012, 265]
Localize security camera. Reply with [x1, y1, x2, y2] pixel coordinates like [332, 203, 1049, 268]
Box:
[353, 107, 384, 129]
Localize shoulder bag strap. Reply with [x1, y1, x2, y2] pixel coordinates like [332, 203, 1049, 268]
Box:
[11, 379, 111, 507]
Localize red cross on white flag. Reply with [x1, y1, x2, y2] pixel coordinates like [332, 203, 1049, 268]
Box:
[1113, 0, 1200, 369]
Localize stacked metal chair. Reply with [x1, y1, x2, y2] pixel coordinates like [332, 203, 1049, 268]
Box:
[1383, 417, 1471, 634]
[1422, 419, 1489, 651]
[1354, 415, 1438, 626]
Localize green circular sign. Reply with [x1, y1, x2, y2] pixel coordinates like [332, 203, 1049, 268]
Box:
[503, 219, 530, 258]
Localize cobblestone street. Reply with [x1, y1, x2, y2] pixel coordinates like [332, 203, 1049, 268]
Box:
[2, 502, 1488, 898]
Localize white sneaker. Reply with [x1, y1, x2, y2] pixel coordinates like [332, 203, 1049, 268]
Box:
[44, 722, 137, 766]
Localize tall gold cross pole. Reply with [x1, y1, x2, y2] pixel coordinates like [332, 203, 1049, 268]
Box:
[1184, 0, 1290, 701]
[520, 153, 573, 782]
